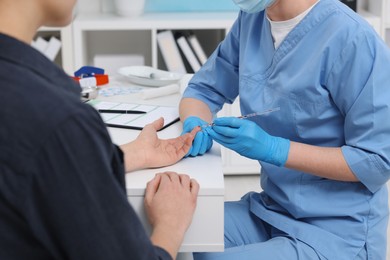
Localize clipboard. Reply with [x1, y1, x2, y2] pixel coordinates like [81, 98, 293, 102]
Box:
[87, 100, 180, 131]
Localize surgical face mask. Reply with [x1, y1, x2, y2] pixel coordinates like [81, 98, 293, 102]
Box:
[233, 0, 276, 13]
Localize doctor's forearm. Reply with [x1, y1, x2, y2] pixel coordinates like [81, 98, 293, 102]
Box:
[179, 98, 213, 123]
[285, 141, 359, 182]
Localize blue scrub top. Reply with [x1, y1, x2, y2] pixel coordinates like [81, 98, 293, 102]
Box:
[183, 0, 390, 258]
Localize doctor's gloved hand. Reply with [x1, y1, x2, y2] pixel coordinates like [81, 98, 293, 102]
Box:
[205, 117, 290, 167]
[181, 116, 213, 157]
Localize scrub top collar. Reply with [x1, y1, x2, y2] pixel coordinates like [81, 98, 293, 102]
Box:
[271, 0, 336, 64]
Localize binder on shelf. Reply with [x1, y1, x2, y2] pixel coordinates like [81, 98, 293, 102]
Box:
[187, 33, 208, 65]
[31, 36, 62, 61]
[156, 30, 187, 74]
[31, 37, 49, 53]
[176, 33, 202, 73]
[44, 36, 62, 61]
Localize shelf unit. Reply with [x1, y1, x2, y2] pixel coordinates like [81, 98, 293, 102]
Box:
[36, 25, 74, 75]
[362, 0, 387, 38]
[72, 12, 237, 71]
[384, 0, 390, 44]
[35, 0, 389, 77]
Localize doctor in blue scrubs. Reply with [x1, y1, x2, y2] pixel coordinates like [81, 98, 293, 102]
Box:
[179, 0, 390, 259]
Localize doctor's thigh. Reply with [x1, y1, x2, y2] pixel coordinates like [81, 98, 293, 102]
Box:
[193, 192, 323, 260]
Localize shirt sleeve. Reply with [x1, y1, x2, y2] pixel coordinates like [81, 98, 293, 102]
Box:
[22, 108, 172, 260]
[326, 28, 390, 193]
[182, 12, 242, 115]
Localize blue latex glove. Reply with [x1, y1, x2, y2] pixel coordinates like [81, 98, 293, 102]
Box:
[182, 116, 213, 157]
[205, 117, 290, 166]
[181, 116, 213, 157]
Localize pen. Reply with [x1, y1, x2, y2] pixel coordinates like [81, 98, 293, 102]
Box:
[203, 107, 280, 128]
[98, 109, 146, 114]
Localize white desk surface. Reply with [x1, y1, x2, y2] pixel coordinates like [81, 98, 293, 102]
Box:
[96, 78, 225, 252]
[100, 89, 224, 196]
[107, 120, 224, 197]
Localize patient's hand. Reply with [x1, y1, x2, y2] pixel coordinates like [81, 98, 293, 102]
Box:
[121, 118, 200, 172]
[145, 171, 199, 259]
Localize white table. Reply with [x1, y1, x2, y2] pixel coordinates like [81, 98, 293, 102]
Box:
[98, 79, 225, 252]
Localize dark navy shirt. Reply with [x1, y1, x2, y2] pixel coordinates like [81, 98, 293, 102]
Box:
[0, 33, 171, 260]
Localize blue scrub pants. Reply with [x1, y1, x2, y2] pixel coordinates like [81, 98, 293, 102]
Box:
[193, 193, 323, 260]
